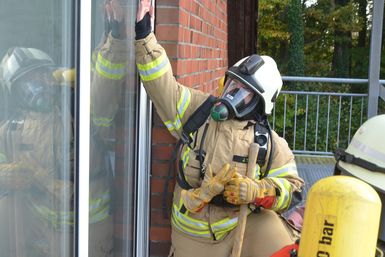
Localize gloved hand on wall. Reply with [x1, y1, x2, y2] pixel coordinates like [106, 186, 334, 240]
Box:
[181, 164, 236, 213]
[135, 0, 153, 40]
[224, 172, 277, 208]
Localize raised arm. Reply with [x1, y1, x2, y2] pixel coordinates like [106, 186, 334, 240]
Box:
[135, 0, 209, 139]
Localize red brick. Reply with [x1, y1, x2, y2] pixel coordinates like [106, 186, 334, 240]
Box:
[152, 127, 176, 144]
[153, 111, 165, 127]
[151, 210, 171, 226]
[156, 0, 179, 7]
[156, 24, 179, 41]
[152, 145, 173, 160]
[179, 9, 189, 26]
[156, 7, 179, 24]
[151, 190, 174, 205]
[151, 177, 174, 193]
[150, 227, 172, 241]
[151, 162, 171, 177]
[162, 42, 178, 58]
[150, 241, 172, 257]
[169, 59, 178, 75]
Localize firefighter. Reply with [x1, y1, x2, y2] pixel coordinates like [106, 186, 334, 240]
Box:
[135, 1, 304, 257]
[0, 1, 127, 256]
[334, 114, 385, 246]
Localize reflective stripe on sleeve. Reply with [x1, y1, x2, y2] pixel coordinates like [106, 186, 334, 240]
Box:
[96, 52, 126, 80]
[164, 87, 191, 132]
[269, 177, 292, 211]
[267, 163, 298, 178]
[137, 53, 170, 82]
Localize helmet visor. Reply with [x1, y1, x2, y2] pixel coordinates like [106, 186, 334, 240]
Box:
[221, 78, 257, 117]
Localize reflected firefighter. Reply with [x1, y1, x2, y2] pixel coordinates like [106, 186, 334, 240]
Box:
[0, 2, 127, 256]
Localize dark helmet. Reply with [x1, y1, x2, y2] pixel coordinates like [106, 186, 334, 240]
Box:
[211, 54, 282, 121]
[0, 47, 57, 112]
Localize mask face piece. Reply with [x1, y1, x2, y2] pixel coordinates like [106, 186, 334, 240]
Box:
[211, 78, 258, 121]
[11, 69, 57, 113]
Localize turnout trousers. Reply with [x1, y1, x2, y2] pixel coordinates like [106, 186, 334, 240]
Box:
[169, 209, 297, 257]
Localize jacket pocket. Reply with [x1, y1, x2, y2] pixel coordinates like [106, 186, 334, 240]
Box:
[184, 156, 202, 188]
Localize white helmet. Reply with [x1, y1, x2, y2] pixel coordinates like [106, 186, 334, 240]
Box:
[0, 47, 55, 88]
[334, 114, 385, 193]
[226, 54, 282, 115]
[211, 55, 282, 121]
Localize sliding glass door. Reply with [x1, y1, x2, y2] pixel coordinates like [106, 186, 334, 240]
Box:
[0, 0, 149, 256]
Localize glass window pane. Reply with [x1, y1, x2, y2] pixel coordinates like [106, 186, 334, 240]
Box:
[90, 0, 138, 256]
[0, 1, 75, 257]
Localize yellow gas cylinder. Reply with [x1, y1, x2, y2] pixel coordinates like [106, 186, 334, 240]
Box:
[298, 175, 382, 257]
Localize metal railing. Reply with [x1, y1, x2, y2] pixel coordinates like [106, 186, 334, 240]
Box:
[270, 76, 385, 156]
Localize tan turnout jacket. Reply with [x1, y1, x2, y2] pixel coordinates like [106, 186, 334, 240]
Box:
[136, 32, 304, 242]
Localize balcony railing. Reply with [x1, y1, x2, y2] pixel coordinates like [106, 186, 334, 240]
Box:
[271, 76, 385, 156]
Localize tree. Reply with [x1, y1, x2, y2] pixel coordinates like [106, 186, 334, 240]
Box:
[288, 0, 305, 78]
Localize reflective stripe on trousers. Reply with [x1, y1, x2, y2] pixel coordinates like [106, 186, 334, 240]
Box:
[28, 190, 110, 228]
[171, 201, 241, 240]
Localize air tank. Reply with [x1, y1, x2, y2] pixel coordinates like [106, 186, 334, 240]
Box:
[298, 176, 382, 257]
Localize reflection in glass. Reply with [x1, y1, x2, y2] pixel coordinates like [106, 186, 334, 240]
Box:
[0, 0, 138, 256]
[90, 0, 137, 256]
[0, 1, 75, 257]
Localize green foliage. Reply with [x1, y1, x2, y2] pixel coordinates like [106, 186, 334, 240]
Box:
[288, 0, 305, 77]
[270, 88, 368, 153]
[258, 0, 290, 66]
[258, 0, 383, 153]
[258, 0, 366, 77]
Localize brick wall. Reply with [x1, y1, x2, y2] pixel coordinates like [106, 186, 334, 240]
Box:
[150, 0, 228, 256]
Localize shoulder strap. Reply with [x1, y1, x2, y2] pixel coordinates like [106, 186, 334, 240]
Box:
[163, 95, 217, 218]
[175, 95, 217, 189]
[179, 95, 217, 146]
[254, 120, 273, 178]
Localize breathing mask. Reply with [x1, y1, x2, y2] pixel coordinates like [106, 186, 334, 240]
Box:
[211, 78, 259, 121]
[11, 69, 58, 113]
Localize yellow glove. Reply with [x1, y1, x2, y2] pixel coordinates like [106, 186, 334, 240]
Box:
[181, 163, 237, 212]
[224, 172, 277, 208]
